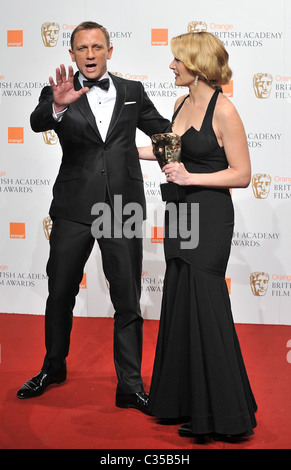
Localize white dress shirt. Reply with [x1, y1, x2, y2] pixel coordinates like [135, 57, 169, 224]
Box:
[53, 71, 116, 142]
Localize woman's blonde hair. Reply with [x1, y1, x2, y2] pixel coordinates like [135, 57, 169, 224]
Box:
[170, 31, 232, 86]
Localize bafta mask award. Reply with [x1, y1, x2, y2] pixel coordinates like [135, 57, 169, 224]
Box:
[151, 133, 184, 201]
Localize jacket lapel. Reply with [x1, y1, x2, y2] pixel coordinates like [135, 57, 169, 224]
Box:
[105, 72, 126, 142]
[73, 73, 103, 142]
[72, 72, 126, 143]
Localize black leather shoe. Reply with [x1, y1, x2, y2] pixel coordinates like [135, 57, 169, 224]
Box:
[116, 391, 151, 414]
[178, 422, 194, 437]
[17, 368, 66, 399]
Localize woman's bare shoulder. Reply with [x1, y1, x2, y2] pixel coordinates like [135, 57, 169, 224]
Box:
[174, 93, 189, 111]
[216, 92, 239, 118]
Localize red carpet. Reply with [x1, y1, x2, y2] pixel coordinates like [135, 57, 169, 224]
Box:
[0, 313, 291, 452]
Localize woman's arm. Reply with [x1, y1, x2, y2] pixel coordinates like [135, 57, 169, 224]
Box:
[138, 145, 156, 160]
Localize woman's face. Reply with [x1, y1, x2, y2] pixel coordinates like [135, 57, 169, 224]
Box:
[169, 58, 195, 87]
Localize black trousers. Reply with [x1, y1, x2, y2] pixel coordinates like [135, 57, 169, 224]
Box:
[42, 217, 144, 394]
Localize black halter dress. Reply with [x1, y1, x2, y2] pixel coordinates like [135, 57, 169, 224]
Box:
[148, 90, 257, 437]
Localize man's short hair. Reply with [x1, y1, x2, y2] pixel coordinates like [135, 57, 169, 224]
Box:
[70, 21, 110, 49]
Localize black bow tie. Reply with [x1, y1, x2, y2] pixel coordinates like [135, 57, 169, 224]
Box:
[83, 78, 110, 91]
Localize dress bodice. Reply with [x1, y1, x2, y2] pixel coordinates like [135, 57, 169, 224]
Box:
[172, 90, 228, 174]
[165, 89, 234, 276]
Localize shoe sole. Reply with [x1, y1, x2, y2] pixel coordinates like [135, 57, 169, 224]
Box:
[178, 429, 194, 438]
[116, 402, 143, 410]
[115, 402, 130, 408]
[116, 402, 152, 415]
[178, 424, 195, 438]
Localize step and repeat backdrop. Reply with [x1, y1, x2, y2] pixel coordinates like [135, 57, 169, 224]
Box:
[1, 0, 290, 324]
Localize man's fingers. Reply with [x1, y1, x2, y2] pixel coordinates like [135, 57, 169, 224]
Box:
[79, 87, 89, 96]
[68, 66, 74, 81]
[60, 64, 67, 81]
[55, 64, 68, 86]
[55, 67, 62, 86]
[48, 76, 56, 89]
[50, 65, 75, 89]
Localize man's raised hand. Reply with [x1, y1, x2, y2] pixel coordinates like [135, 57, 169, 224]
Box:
[49, 64, 89, 113]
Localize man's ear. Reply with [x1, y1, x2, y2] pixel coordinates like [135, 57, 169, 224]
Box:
[69, 49, 76, 63]
[107, 45, 113, 60]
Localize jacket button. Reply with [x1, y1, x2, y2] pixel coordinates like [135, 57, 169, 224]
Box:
[101, 170, 106, 175]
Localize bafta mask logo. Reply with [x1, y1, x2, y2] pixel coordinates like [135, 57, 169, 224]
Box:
[43, 216, 52, 240]
[250, 272, 269, 296]
[187, 21, 207, 32]
[252, 173, 271, 199]
[111, 72, 123, 77]
[253, 73, 273, 99]
[42, 130, 58, 145]
[151, 133, 181, 169]
[41, 22, 60, 47]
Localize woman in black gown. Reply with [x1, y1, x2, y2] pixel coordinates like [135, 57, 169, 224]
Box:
[139, 31, 257, 439]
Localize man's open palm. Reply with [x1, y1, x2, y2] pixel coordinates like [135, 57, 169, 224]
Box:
[49, 64, 88, 112]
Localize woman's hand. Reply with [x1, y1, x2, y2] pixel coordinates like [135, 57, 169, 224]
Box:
[162, 162, 191, 186]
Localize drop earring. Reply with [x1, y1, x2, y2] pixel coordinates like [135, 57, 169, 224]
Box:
[194, 75, 199, 86]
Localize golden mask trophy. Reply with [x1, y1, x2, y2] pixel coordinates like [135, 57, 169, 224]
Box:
[151, 132, 184, 201]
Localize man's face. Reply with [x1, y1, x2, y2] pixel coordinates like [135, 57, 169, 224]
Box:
[69, 28, 113, 80]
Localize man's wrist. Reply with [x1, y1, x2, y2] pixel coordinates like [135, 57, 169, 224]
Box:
[52, 103, 68, 122]
[53, 102, 67, 114]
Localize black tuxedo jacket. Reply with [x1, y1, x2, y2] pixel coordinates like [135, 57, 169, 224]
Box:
[31, 72, 170, 224]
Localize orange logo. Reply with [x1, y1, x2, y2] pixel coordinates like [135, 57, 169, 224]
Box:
[151, 29, 168, 46]
[222, 80, 233, 97]
[151, 226, 164, 243]
[8, 127, 24, 144]
[225, 278, 231, 294]
[7, 30, 23, 47]
[10, 223, 25, 239]
[80, 273, 87, 289]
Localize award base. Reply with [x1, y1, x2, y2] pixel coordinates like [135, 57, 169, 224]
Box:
[160, 182, 185, 202]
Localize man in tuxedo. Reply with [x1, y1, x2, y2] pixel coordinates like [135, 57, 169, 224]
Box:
[17, 21, 170, 413]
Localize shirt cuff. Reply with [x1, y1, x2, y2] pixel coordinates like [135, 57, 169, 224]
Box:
[52, 103, 68, 121]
